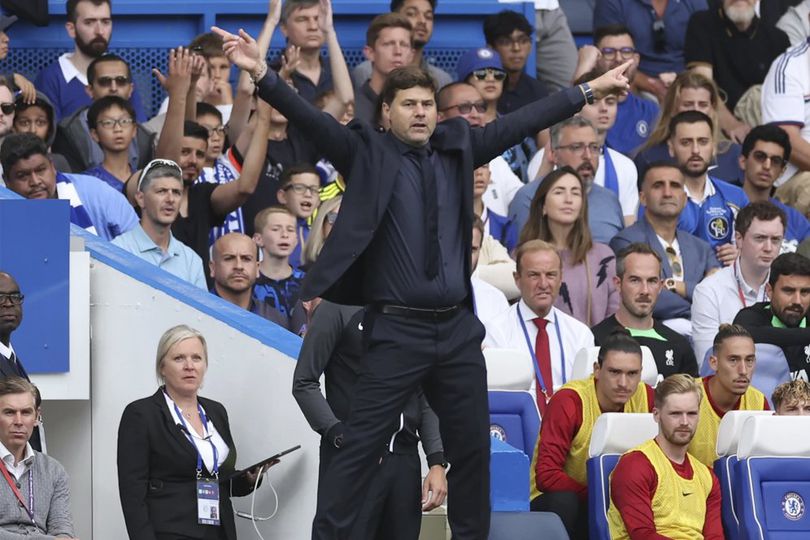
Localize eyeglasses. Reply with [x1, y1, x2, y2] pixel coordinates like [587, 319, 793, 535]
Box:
[664, 246, 683, 279]
[555, 142, 602, 154]
[0, 293, 23, 306]
[440, 101, 487, 114]
[472, 68, 506, 81]
[326, 211, 339, 225]
[284, 183, 319, 195]
[96, 117, 135, 130]
[203, 125, 226, 137]
[0, 102, 15, 115]
[137, 158, 183, 190]
[94, 76, 131, 88]
[15, 118, 48, 129]
[494, 35, 532, 48]
[599, 46, 636, 60]
[750, 150, 786, 169]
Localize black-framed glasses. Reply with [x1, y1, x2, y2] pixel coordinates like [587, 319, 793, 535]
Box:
[97, 118, 135, 130]
[0, 102, 15, 115]
[203, 125, 226, 137]
[94, 76, 130, 88]
[599, 46, 636, 60]
[472, 68, 506, 81]
[556, 142, 601, 154]
[440, 101, 487, 114]
[138, 158, 183, 190]
[751, 150, 786, 169]
[284, 183, 319, 195]
[0, 292, 23, 306]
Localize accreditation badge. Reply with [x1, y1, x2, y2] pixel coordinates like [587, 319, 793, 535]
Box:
[197, 479, 221, 525]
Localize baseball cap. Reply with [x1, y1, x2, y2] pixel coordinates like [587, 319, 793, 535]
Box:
[455, 47, 504, 82]
[0, 15, 17, 32]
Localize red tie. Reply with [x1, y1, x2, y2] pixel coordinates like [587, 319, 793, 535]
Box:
[532, 318, 553, 416]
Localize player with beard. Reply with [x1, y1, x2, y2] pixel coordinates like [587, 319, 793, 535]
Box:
[667, 111, 748, 265]
[689, 324, 769, 467]
[608, 374, 724, 539]
[34, 0, 147, 121]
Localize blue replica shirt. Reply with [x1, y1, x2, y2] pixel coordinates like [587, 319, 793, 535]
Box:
[253, 267, 306, 317]
[83, 165, 126, 193]
[289, 217, 311, 269]
[605, 93, 660, 156]
[678, 177, 749, 248]
[66, 173, 138, 241]
[772, 198, 810, 253]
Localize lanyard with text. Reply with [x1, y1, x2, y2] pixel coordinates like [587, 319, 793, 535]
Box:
[0, 459, 34, 524]
[172, 400, 219, 479]
[516, 304, 566, 397]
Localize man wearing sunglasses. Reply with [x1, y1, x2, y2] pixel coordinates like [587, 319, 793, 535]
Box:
[0, 80, 14, 146]
[740, 125, 810, 253]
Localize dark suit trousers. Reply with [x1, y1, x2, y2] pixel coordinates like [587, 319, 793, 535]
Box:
[312, 307, 490, 540]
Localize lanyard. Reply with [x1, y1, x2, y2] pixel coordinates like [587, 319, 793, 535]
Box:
[734, 259, 767, 308]
[516, 304, 566, 396]
[0, 458, 34, 524]
[172, 400, 219, 479]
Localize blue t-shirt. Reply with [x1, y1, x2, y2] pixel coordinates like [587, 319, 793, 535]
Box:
[678, 177, 749, 248]
[253, 268, 306, 317]
[83, 165, 126, 193]
[772, 198, 810, 252]
[606, 93, 660, 156]
[486, 209, 518, 252]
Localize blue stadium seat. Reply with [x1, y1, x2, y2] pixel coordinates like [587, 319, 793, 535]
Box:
[488, 391, 540, 457]
[587, 453, 620, 540]
[488, 510, 569, 540]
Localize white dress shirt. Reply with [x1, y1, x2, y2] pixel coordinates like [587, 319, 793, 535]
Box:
[691, 260, 769, 364]
[0, 341, 14, 362]
[472, 275, 510, 342]
[484, 300, 594, 394]
[163, 393, 229, 474]
[0, 440, 34, 481]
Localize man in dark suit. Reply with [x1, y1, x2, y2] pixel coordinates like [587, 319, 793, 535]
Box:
[0, 271, 42, 451]
[610, 162, 719, 323]
[215, 24, 630, 539]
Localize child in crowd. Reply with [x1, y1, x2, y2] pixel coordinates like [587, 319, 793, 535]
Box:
[189, 32, 234, 118]
[253, 206, 306, 323]
[84, 95, 137, 192]
[276, 163, 321, 267]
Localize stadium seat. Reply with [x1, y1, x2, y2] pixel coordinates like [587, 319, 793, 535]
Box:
[586, 413, 658, 540]
[488, 510, 569, 540]
[571, 346, 659, 387]
[715, 411, 774, 540]
[484, 348, 534, 391]
[735, 415, 810, 540]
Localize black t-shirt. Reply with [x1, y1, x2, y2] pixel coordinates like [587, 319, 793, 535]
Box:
[734, 302, 810, 381]
[497, 73, 549, 115]
[592, 315, 699, 379]
[172, 182, 226, 285]
[684, 8, 790, 109]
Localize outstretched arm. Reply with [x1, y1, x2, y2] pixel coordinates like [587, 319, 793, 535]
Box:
[319, 0, 354, 119]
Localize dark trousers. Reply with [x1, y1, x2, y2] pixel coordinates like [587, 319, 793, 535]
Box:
[356, 452, 422, 540]
[531, 492, 589, 540]
[312, 308, 491, 540]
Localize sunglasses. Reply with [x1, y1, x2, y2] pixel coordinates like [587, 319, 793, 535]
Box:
[751, 150, 786, 169]
[472, 68, 506, 81]
[441, 101, 487, 115]
[94, 76, 131, 88]
[138, 158, 183, 190]
[0, 102, 15, 115]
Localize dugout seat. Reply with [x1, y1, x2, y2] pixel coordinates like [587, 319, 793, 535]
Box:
[485, 348, 540, 457]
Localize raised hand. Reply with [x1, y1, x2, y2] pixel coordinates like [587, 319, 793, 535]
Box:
[318, 0, 334, 35]
[153, 47, 194, 97]
[268, 0, 281, 25]
[280, 45, 301, 81]
[211, 27, 261, 75]
[13, 73, 36, 104]
[587, 60, 631, 100]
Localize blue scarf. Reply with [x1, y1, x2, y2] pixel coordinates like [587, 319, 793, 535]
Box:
[56, 173, 97, 235]
[602, 147, 619, 196]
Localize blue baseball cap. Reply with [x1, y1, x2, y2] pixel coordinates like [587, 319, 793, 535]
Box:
[456, 47, 504, 82]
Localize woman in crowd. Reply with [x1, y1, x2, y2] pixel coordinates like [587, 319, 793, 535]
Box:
[117, 325, 264, 540]
[520, 167, 619, 326]
[635, 71, 742, 184]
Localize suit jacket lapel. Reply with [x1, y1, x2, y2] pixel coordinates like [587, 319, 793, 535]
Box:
[642, 217, 673, 278]
[150, 389, 198, 460]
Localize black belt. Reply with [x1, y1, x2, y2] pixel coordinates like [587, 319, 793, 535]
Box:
[375, 304, 461, 321]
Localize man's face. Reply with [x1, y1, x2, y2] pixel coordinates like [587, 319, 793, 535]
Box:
[67, 0, 112, 58]
[136, 176, 182, 227]
[668, 121, 714, 179]
[551, 125, 600, 183]
[87, 60, 133, 100]
[741, 141, 787, 192]
[471, 227, 483, 270]
[255, 212, 298, 259]
[210, 235, 259, 294]
[594, 351, 643, 410]
[438, 84, 486, 127]
[677, 87, 713, 116]
[596, 33, 638, 81]
[579, 95, 618, 133]
[277, 172, 321, 219]
[196, 113, 225, 162]
[0, 86, 14, 137]
[777, 399, 810, 415]
[709, 336, 756, 397]
[365, 27, 413, 77]
[640, 166, 687, 220]
[736, 218, 784, 274]
[13, 106, 50, 142]
[5, 153, 57, 199]
[90, 104, 136, 153]
[0, 274, 23, 339]
[655, 391, 701, 448]
[178, 136, 207, 183]
[767, 274, 810, 327]
[473, 165, 491, 199]
[724, 0, 756, 28]
[398, 0, 434, 48]
[0, 392, 38, 453]
[615, 253, 662, 320]
[282, 4, 324, 50]
[0, 31, 9, 61]
[383, 85, 437, 147]
[514, 249, 562, 317]
[491, 30, 532, 74]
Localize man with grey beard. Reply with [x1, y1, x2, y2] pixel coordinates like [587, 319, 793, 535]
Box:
[683, 0, 789, 143]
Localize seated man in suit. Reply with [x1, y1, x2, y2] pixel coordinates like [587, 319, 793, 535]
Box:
[610, 161, 719, 324]
[772, 379, 810, 415]
[592, 243, 698, 378]
[530, 332, 654, 540]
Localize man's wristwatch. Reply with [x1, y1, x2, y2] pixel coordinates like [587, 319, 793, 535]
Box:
[664, 278, 677, 292]
[579, 82, 595, 105]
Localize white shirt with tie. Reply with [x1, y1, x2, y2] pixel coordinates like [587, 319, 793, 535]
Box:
[0, 341, 16, 366]
[484, 300, 595, 395]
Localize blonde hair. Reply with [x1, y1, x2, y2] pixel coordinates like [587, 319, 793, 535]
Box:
[253, 205, 295, 234]
[303, 195, 342, 266]
[654, 373, 703, 409]
[514, 239, 561, 273]
[772, 380, 810, 411]
[155, 325, 208, 384]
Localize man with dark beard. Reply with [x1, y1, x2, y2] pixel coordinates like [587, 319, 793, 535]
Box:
[34, 0, 147, 121]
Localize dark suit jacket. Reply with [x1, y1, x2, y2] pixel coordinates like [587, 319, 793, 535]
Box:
[0, 350, 42, 452]
[117, 389, 252, 540]
[609, 215, 720, 319]
[257, 71, 586, 305]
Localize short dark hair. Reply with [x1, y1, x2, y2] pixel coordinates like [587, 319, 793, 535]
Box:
[183, 121, 209, 144]
[1, 133, 49, 175]
[436, 81, 477, 111]
[0, 376, 41, 408]
[390, 0, 437, 11]
[668, 110, 713, 138]
[188, 32, 226, 59]
[712, 324, 752, 354]
[769, 252, 810, 287]
[366, 12, 413, 48]
[196, 102, 223, 123]
[67, 0, 110, 22]
[14, 95, 55, 143]
[87, 54, 132, 86]
[741, 124, 792, 163]
[735, 200, 786, 237]
[638, 160, 680, 191]
[593, 24, 634, 46]
[615, 243, 662, 278]
[597, 331, 642, 367]
[380, 65, 436, 107]
[279, 162, 319, 188]
[281, 0, 320, 24]
[483, 10, 533, 45]
[87, 95, 135, 130]
[573, 68, 605, 87]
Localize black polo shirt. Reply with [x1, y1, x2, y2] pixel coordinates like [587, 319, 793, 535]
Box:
[684, 8, 790, 109]
[497, 72, 549, 115]
[270, 56, 333, 104]
[172, 182, 226, 287]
